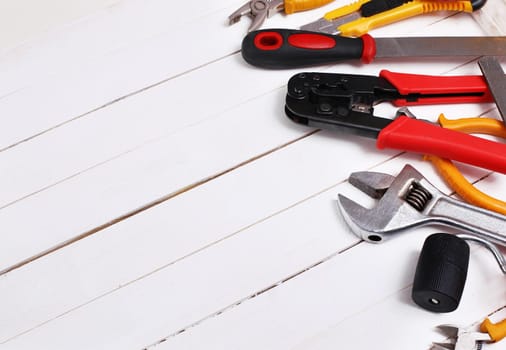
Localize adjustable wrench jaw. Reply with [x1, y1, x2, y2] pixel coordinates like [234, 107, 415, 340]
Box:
[338, 164, 506, 247]
[337, 165, 440, 243]
[337, 194, 426, 243]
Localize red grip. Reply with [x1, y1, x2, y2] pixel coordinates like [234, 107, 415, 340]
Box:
[360, 34, 376, 64]
[379, 70, 494, 106]
[377, 115, 506, 174]
[287, 33, 336, 49]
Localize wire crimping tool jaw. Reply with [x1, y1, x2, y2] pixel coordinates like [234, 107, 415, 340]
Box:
[285, 72, 396, 138]
[228, 0, 284, 31]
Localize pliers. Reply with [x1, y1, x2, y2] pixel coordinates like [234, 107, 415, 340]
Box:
[425, 115, 506, 215]
[228, 0, 334, 32]
[301, 0, 487, 37]
[284, 70, 506, 174]
[425, 56, 506, 215]
[434, 317, 506, 350]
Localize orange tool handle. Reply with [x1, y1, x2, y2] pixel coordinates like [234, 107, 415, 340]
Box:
[425, 115, 506, 215]
[481, 318, 506, 342]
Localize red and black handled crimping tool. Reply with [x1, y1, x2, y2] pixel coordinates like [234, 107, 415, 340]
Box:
[285, 70, 506, 173]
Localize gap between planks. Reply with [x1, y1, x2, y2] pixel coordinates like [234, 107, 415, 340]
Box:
[0, 129, 318, 276]
[143, 241, 364, 349]
[0, 68, 498, 275]
[0, 11, 477, 155]
[0, 50, 241, 154]
[1, 149, 494, 344]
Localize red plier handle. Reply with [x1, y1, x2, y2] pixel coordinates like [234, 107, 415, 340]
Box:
[377, 115, 506, 174]
[380, 70, 493, 106]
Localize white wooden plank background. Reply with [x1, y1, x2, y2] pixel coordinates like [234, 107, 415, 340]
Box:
[1, 1, 505, 349]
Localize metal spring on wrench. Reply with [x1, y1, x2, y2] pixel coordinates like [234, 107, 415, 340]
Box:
[405, 182, 433, 211]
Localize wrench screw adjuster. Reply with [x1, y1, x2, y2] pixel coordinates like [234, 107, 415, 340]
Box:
[405, 182, 432, 211]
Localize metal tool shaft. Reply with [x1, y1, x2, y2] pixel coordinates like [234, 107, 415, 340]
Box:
[478, 56, 506, 124]
[427, 192, 506, 247]
[375, 36, 506, 58]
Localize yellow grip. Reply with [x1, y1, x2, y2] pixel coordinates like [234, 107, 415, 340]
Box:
[481, 318, 506, 342]
[284, 0, 334, 14]
[425, 155, 506, 215]
[438, 114, 506, 137]
[322, 0, 370, 20]
[338, 0, 473, 37]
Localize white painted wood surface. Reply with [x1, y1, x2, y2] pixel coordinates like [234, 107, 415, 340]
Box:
[1, 1, 505, 349]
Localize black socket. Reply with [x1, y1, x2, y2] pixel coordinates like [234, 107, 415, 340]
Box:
[412, 233, 470, 313]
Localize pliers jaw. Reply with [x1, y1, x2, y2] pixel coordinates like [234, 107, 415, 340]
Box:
[285, 72, 398, 138]
[434, 324, 492, 350]
[228, 0, 284, 32]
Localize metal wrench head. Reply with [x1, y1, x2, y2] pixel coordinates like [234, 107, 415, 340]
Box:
[337, 165, 442, 243]
[228, 0, 284, 32]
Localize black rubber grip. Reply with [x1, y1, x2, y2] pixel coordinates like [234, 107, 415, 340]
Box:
[361, 0, 409, 17]
[241, 29, 367, 69]
[470, 0, 486, 10]
[412, 233, 470, 313]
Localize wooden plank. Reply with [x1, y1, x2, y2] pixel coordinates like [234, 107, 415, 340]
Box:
[0, 62, 308, 270]
[0, 119, 389, 340]
[0, 54, 295, 207]
[0, 149, 499, 345]
[0, 6, 485, 151]
[0, 0, 121, 50]
[1, 48, 484, 212]
[158, 237, 505, 350]
[0, 73, 490, 271]
[0, 12, 490, 268]
[0, 0, 245, 149]
[0, 52, 491, 271]
[1, 4, 503, 350]
[0, 0, 244, 92]
[2, 157, 503, 348]
[0, 11, 488, 228]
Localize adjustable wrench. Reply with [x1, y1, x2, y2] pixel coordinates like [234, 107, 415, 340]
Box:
[337, 165, 506, 246]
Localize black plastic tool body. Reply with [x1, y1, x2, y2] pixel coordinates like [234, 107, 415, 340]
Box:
[361, 0, 410, 16]
[241, 29, 365, 69]
[285, 72, 399, 137]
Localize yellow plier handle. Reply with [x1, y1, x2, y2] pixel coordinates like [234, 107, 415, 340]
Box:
[284, 0, 335, 14]
[481, 317, 506, 342]
[425, 114, 506, 216]
[339, 0, 473, 37]
[322, 0, 371, 20]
